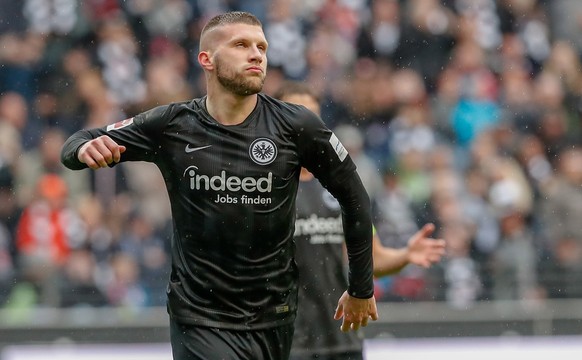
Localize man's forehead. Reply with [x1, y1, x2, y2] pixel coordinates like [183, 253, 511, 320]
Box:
[212, 23, 266, 42]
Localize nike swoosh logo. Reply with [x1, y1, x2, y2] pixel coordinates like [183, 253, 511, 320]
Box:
[185, 144, 212, 153]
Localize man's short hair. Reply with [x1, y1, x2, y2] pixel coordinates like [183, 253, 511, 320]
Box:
[201, 11, 262, 37]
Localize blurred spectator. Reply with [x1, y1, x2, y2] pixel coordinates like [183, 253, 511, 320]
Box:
[536, 108, 575, 163]
[0, 92, 40, 150]
[94, 17, 146, 108]
[135, 39, 194, 113]
[334, 123, 384, 200]
[398, 0, 456, 89]
[0, 32, 46, 103]
[104, 252, 148, 309]
[495, 35, 539, 134]
[0, 0, 26, 34]
[540, 147, 582, 298]
[0, 220, 14, 306]
[372, 165, 421, 302]
[356, 0, 401, 61]
[393, 147, 432, 214]
[373, 166, 418, 249]
[514, 134, 553, 197]
[548, 0, 582, 55]
[264, 0, 307, 79]
[435, 219, 482, 308]
[23, 0, 79, 35]
[117, 210, 170, 306]
[390, 69, 433, 134]
[388, 69, 437, 167]
[121, 160, 171, 228]
[75, 194, 118, 267]
[498, 0, 551, 69]
[15, 174, 85, 306]
[0, 114, 23, 175]
[0, 166, 19, 289]
[488, 176, 542, 301]
[454, 0, 503, 50]
[463, 166, 498, 244]
[302, 3, 360, 97]
[15, 127, 91, 207]
[134, 0, 193, 42]
[0, 92, 28, 134]
[448, 40, 501, 150]
[543, 41, 582, 101]
[71, 68, 132, 204]
[58, 248, 108, 308]
[43, 47, 95, 132]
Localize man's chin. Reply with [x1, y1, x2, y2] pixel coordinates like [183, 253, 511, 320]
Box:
[238, 80, 264, 96]
[218, 75, 264, 96]
[247, 77, 265, 92]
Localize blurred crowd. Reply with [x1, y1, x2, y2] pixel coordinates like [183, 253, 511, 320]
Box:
[1, 0, 582, 313]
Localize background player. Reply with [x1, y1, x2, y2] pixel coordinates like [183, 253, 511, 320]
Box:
[61, 11, 377, 360]
[275, 82, 446, 360]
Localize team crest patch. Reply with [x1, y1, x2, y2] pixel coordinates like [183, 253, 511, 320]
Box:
[249, 138, 277, 165]
[107, 117, 134, 131]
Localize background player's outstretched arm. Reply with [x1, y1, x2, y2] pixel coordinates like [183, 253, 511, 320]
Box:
[372, 223, 446, 278]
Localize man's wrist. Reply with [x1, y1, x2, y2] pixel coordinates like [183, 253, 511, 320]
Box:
[76, 141, 90, 162]
[347, 288, 374, 299]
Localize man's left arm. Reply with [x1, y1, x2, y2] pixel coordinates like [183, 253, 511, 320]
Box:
[326, 172, 374, 299]
[293, 105, 378, 331]
[325, 171, 379, 332]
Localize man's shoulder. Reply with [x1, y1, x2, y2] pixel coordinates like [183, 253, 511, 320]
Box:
[164, 98, 202, 115]
[137, 98, 201, 127]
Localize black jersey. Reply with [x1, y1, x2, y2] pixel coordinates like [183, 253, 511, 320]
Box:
[291, 177, 363, 357]
[61, 93, 373, 330]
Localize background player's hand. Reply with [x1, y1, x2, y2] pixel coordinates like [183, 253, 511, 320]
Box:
[407, 223, 446, 268]
[78, 135, 126, 169]
[334, 291, 378, 332]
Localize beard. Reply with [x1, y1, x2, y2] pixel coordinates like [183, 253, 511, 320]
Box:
[215, 56, 265, 96]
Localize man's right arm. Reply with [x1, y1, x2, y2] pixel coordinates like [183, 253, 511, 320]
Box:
[61, 129, 97, 170]
[61, 105, 172, 171]
[61, 131, 126, 170]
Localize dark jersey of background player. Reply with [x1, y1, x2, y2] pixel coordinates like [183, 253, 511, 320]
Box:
[292, 174, 364, 358]
[276, 82, 446, 360]
[61, 93, 374, 329]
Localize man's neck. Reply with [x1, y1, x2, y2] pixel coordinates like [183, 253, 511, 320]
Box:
[205, 90, 258, 126]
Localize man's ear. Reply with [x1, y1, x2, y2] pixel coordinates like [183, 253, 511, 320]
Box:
[198, 51, 214, 71]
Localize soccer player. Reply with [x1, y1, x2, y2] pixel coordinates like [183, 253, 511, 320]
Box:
[275, 82, 446, 360]
[61, 11, 377, 360]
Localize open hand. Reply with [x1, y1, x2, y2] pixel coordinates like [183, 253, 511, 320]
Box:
[334, 291, 378, 332]
[407, 223, 446, 268]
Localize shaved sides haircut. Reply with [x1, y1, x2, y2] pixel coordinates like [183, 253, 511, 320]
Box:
[200, 11, 262, 48]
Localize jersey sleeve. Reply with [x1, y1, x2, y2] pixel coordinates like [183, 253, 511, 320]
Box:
[293, 108, 374, 299]
[294, 107, 355, 184]
[61, 105, 171, 170]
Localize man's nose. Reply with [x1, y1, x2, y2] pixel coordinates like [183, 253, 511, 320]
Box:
[249, 46, 263, 62]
